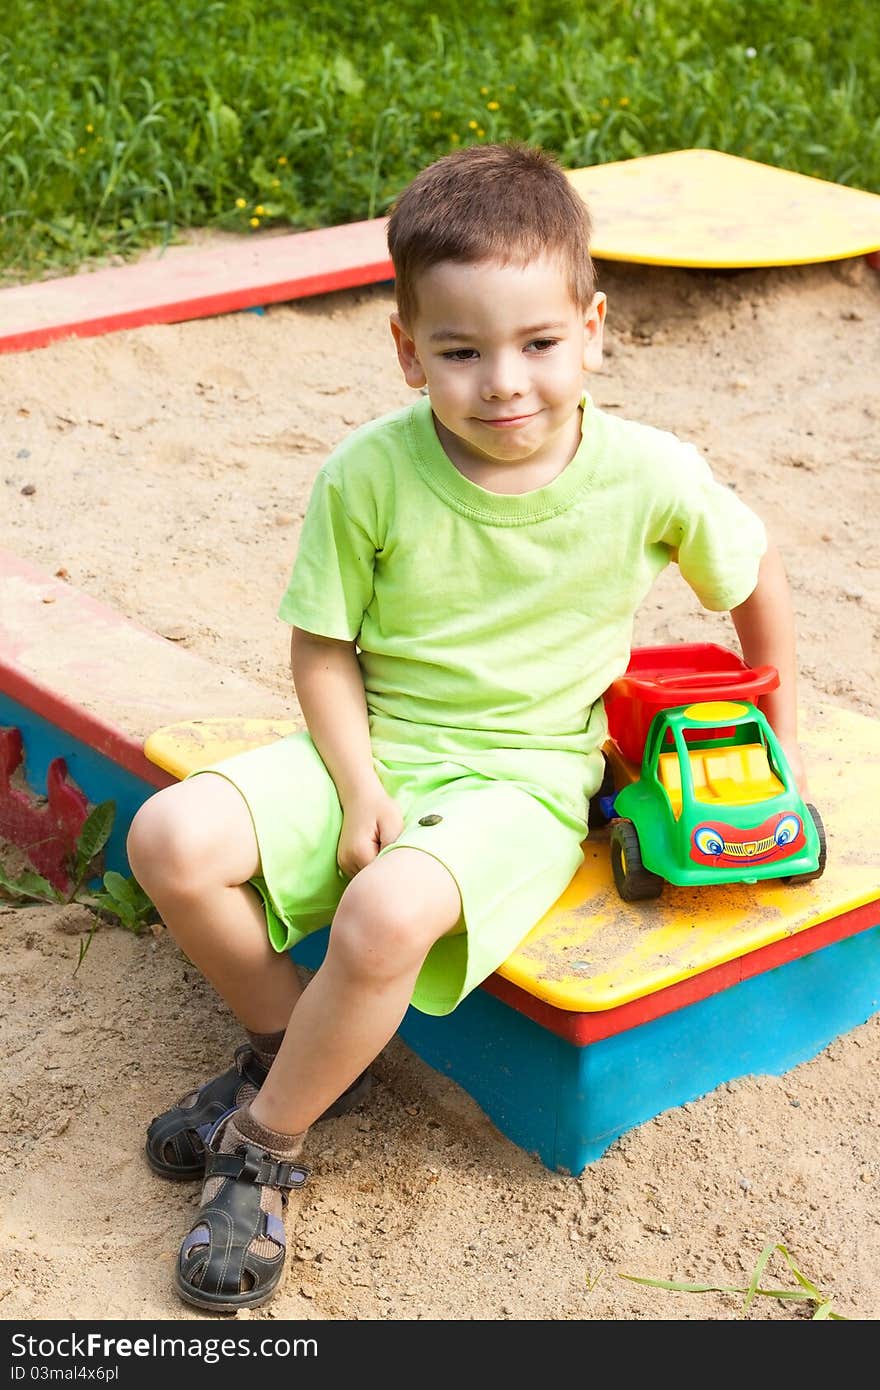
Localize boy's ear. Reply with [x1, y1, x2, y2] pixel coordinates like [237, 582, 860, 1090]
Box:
[583, 292, 607, 372]
[390, 313, 427, 389]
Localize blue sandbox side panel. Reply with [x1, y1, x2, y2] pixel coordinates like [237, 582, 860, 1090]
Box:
[0, 692, 154, 878]
[569, 925, 880, 1168]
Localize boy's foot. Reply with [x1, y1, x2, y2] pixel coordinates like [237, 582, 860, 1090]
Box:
[175, 1108, 307, 1312]
[145, 1044, 371, 1180]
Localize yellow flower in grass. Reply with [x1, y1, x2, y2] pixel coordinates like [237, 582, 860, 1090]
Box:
[277, 155, 288, 165]
[619, 96, 630, 107]
[477, 127, 485, 137]
[250, 216, 260, 227]
[486, 100, 499, 111]
[86, 123, 94, 133]
[450, 132, 460, 144]
[255, 205, 265, 215]
[480, 86, 489, 95]
[235, 197, 247, 209]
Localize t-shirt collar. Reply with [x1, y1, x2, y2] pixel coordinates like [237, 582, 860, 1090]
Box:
[408, 393, 598, 526]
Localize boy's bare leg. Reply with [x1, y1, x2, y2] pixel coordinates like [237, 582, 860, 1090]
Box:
[150, 816, 460, 1309]
[250, 846, 461, 1135]
[129, 783, 461, 1136]
[126, 775, 303, 1033]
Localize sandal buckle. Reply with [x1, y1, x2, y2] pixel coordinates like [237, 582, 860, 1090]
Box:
[237, 1145, 264, 1182]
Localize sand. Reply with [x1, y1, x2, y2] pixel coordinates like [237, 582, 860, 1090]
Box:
[1, 252, 879, 1322]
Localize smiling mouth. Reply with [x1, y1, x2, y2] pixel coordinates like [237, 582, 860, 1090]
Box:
[480, 414, 536, 427]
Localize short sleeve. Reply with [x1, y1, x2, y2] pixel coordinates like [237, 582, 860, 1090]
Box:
[659, 444, 767, 612]
[278, 469, 377, 640]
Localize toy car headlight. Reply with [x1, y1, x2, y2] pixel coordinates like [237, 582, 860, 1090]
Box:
[774, 814, 801, 846]
[694, 826, 725, 856]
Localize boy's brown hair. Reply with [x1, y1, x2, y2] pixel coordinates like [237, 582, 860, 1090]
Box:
[386, 142, 595, 327]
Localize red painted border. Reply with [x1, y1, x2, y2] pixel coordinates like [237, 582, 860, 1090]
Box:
[0, 548, 277, 790]
[0, 259, 394, 355]
[0, 218, 393, 355]
[0, 657, 174, 790]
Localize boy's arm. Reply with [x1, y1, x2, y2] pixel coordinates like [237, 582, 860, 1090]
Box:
[729, 541, 809, 795]
[291, 627, 403, 875]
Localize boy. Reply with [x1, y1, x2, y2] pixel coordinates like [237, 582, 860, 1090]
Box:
[127, 143, 805, 1312]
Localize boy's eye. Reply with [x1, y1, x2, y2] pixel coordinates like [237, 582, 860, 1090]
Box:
[441, 348, 479, 361]
[526, 338, 558, 352]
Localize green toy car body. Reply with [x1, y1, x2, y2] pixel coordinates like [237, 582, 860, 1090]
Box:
[609, 699, 826, 902]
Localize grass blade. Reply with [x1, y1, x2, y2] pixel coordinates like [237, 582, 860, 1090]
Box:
[743, 1242, 779, 1315]
[773, 1243, 822, 1298]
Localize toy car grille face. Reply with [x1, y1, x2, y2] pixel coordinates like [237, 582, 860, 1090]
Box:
[691, 813, 806, 867]
[719, 834, 777, 858]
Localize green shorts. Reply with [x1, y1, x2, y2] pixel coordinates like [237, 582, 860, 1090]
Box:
[190, 732, 586, 1016]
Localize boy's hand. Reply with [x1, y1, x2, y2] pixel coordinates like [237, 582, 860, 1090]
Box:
[337, 783, 404, 877]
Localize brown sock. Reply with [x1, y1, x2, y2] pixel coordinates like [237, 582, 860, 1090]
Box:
[234, 1103, 307, 1158]
[245, 1028, 286, 1067]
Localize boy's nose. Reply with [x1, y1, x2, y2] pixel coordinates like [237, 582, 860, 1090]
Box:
[480, 353, 527, 400]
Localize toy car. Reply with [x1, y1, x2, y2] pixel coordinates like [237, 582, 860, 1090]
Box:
[607, 698, 826, 901]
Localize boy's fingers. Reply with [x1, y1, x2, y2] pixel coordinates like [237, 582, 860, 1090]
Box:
[377, 806, 404, 850]
[338, 834, 380, 877]
[339, 801, 403, 872]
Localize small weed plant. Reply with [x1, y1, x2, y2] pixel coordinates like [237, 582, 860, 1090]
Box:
[619, 1241, 849, 1319]
[0, 799, 157, 971]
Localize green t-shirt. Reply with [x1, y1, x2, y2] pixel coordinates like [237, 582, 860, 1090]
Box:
[279, 394, 766, 829]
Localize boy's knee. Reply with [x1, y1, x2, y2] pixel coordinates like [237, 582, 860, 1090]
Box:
[128, 778, 260, 894]
[330, 880, 430, 981]
[127, 792, 190, 887]
[129, 783, 227, 889]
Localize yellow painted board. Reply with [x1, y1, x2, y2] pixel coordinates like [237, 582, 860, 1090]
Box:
[144, 717, 302, 779]
[145, 702, 880, 1014]
[566, 149, 880, 268]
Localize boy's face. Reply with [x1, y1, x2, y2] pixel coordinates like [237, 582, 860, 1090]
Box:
[390, 255, 605, 480]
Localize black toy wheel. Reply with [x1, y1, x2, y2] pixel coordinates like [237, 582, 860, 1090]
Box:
[784, 803, 827, 885]
[610, 819, 664, 901]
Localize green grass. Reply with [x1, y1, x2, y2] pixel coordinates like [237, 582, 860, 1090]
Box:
[620, 1241, 851, 1319]
[2, 0, 879, 280]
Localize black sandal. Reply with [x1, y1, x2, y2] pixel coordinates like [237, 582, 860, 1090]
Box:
[146, 1045, 371, 1180]
[176, 1120, 309, 1312]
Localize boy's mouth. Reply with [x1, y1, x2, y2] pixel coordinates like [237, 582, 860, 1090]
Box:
[479, 413, 536, 428]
